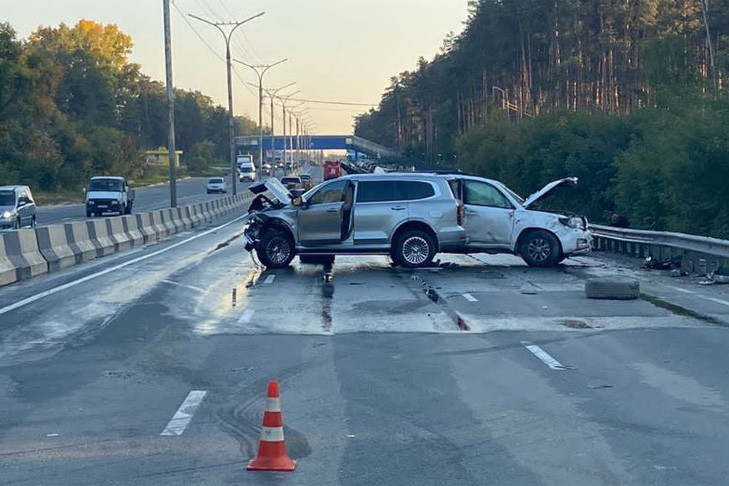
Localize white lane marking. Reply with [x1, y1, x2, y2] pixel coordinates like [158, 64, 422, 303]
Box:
[703, 296, 729, 307]
[667, 285, 695, 294]
[0, 213, 250, 316]
[462, 293, 478, 302]
[238, 309, 254, 324]
[666, 285, 729, 306]
[264, 275, 275, 284]
[522, 342, 566, 370]
[160, 390, 207, 436]
[161, 279, 206, 293]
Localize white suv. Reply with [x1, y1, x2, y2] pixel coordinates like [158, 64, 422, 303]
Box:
[444, 175, 591, 266]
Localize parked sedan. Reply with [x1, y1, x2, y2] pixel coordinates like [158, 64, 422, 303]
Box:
[444, 175, 591, 267]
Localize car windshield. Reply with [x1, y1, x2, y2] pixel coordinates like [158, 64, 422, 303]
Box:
[240, 166, 253, 172]
[281, 178, 300, 184]
[498, 182, 524, 204]
[209, 178, 223, 184]
[89, 179, 122, 192]
[0, 191, 14, 206]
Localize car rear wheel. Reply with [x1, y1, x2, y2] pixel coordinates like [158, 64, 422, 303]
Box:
[257, 231, 295, 269]
[393, 230, 436, 268]
[521, 230, 560, 267]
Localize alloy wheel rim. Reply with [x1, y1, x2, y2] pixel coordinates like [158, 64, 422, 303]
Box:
[527, 238, 551, 262]
[267, 237, 291, 264]
[402, 236, 429, 265]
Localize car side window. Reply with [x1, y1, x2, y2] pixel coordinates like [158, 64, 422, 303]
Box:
[464, 181, 512, 209]
[357, 181, 396, 202]
[308, 180, 346, 206]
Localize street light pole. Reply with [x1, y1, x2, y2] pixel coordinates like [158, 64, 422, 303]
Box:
[263, 83, 296, 169]
[189, 12, 264, 196]
[279, 91, 300, 171]
[234, 58, 288, 176]
[162, 0, 177, 207]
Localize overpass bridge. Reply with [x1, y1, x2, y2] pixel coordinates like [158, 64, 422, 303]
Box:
[235, 134, 401, 161]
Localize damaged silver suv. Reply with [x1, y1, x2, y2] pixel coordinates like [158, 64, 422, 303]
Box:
[244, 174, 465, 268]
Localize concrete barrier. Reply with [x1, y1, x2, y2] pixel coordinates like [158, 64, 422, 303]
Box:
[1, 193, 253, 288]
[135, 212, 158, 243]
[121, 215, 145, 247]
[0, 229, 48, 285]
[36, 225, 76, 272]
[106, 217, 133, 252]
[86, 219, 116, 257]
[66, 221, 97, 264]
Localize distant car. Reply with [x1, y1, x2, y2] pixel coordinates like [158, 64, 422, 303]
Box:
[238, 162, 257, 182]
[207, 177, 227, 194]
[0, 185, 37, 229]
[85, 176, 134, 217]
[280, 176, 302, 190]
[299, 174, 313, 190]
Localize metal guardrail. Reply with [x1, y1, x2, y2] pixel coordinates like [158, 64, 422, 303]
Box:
[590, 224, 729, 272]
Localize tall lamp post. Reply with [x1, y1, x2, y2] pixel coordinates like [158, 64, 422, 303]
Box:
[263, 84, 297, 168]
[234, 58, 288, 175]
[189, 12, 264, 196]
[279, 92, 301, 170]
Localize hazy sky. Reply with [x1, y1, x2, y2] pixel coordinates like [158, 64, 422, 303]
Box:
[3, 0, 469, 134]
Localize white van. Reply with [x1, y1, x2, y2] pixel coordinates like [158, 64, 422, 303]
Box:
[238, 162, 257, 182]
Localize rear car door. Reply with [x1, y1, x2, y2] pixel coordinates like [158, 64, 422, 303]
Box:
[457, 179, 515, 249]
[17, 190, 32, 226]
[298, 180, 348, 246]
[353, 180, 409, 246]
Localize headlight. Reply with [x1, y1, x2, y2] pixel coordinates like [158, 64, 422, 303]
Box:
[2, 210, 12, 219]
[559, 216, 585, 229]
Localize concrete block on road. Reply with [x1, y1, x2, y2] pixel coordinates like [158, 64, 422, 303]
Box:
[0, 229, 48, 286]
[121, 215, 145, 247]
[36, 225, 76, 272]
[65, 221, 97, 264]
[86, 219, 116, 258]
[135, 213, 158, 243]
[106, 217, 133, 252]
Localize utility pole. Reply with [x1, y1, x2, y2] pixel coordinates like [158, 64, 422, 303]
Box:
[279, 91, 300, 171]
[234, 58, 288, 176]
[162, 0, 177, 207]
[263, 83, 296, 169]
[190, 12, 264, 196]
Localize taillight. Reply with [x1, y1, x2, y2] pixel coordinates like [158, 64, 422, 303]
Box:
[457, 203, 464, 226]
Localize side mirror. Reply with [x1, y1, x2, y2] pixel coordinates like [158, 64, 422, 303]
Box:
[292, 197, 303, 207]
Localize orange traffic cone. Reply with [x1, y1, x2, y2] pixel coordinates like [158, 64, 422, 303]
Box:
[247, 380, 297, 472]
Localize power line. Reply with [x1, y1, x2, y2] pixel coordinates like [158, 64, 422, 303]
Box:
[287, 97, 377, 107]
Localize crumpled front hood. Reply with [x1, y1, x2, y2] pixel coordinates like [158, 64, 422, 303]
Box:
[87, 191, 121, 201]
[523, 177, 578, 209]
[249, 179, 292, 205]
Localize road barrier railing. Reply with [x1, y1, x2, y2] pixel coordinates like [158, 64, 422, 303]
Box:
[0, 192, 254, 287]
[591, 224, 729, 273]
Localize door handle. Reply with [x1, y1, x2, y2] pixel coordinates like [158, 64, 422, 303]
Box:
[391, 206, 406, 211]
[326, 208, 339, 212]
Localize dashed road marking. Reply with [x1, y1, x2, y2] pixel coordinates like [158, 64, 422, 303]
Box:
[264, 275, 275, 284]
[462, 293, 478, 302]
[161, 279, 206, 293]
[522, 342, 566, 370]
[238, 309, 254, 324]
[703, 296, 729, 307]
[160, 390, 207, 436]
[667, 285, 694, 294]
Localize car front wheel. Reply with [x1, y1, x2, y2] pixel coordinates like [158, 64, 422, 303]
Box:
[520, 230, 561, 267]
[257, 231, 295, 269]
[393, 230, 436, 268]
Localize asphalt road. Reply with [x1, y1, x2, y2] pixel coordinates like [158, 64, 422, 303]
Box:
[35, 175, 246, 227]
[1, 168, 729, 485]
